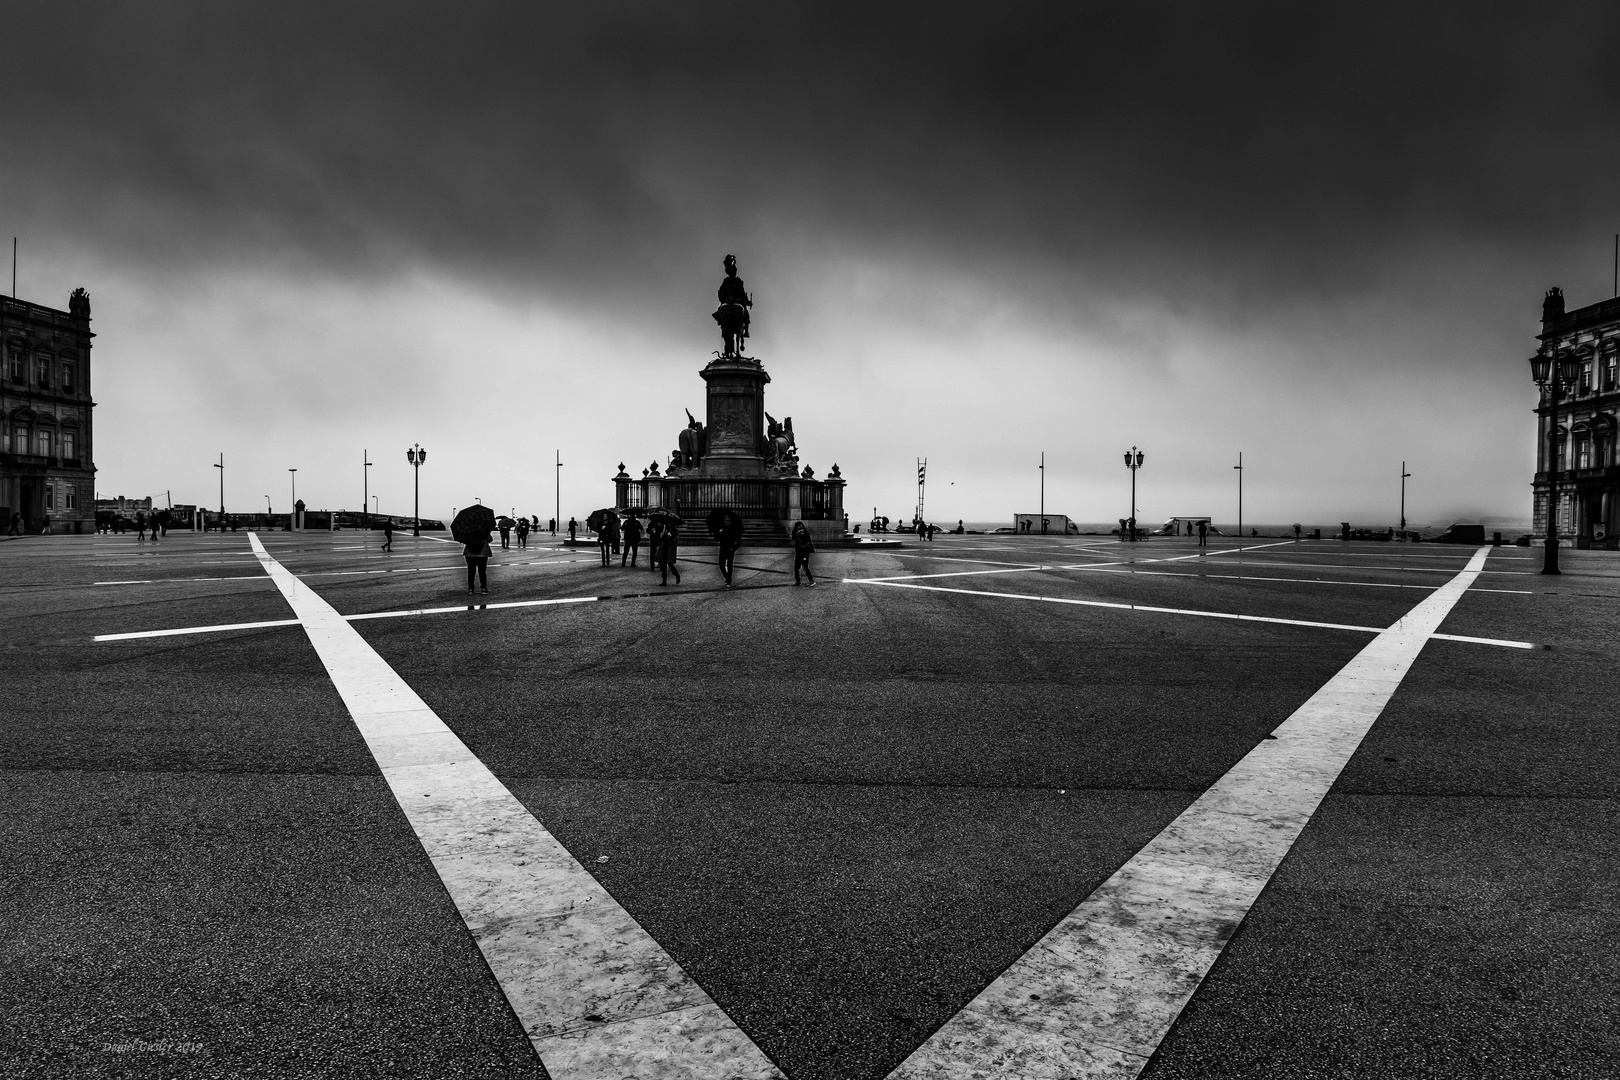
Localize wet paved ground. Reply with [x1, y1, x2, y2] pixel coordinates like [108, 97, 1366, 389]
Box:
[2, 529, 1615, 1079]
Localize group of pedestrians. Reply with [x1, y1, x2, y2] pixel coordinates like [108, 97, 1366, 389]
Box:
[589, 512, 816, 588]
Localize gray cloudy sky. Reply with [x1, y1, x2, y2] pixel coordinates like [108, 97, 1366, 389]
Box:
[7, 2, 1618, 527]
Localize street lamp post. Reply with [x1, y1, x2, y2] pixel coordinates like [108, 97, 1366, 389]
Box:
[1234, 451, 1244, 542]
[1531, 347, 1579, 574]
[555, 450, 564, 535]
[406, 444, 427, 536]
[1039, 451, 1045, 532]
[213, 453, 224, 525]
[1122, 446, 1144, 540]
[289, 468, 297, 531]
[363, 450, 373, 532]
[1399, 462, 1411, 538]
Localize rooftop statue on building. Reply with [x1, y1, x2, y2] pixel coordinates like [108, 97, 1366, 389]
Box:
[712, 254, 752, 358]
[69, 288, 91, 318]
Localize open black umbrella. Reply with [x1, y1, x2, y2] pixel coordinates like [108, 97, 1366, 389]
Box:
[647, 507, 684, 528]
[497, 515, 516, 529]
[451, 504, 496, 545]
[586, 508, 620, 534]
[706, 508, 743, 543]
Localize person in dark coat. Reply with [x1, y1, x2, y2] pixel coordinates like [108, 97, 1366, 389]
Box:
[516, 518, 529, 550]
[568, 517, 578, 541]
[382, 520, 394, 551]
[622, 515, 642, 566]
[136, 511, 148, 541]
[658, 521, 681, 585]
[464, 531, 492, 594]
[499, 520, 511, 549]
[646, 519, 664, 574]
[1197, 519, 1208, 551]
[792, 521, 816, 586]
[599, 514, 620, 567]
[718, 517, 742, 588]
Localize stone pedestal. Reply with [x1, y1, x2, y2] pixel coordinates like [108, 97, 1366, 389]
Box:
[613, 356, 847, 545]
[698, 359, 770, 478]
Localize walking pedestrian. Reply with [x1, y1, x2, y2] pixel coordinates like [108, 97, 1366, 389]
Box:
[41, 513, 52, 535]
[599, 513, 620, 567]
[792, 521, 816, 586]
[6, 511, 20, 535]
[136, 512, 148, 541]
[647, 518, 664, 574]
[499, 519, 511, 550]
[382, 519, 394, 551]
[622, 514, 642, 567]
[658, 520, 681, 585]
[1197, 519, 1208, 552]
[463, 530, 492, 594]
[568, 517, 578, 542]
[718, 517, 741, 588]
[516, 518, 529, 549]
[549, 517, 556, 536]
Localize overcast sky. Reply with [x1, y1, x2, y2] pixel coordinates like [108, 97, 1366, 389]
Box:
[7, 2, 1619, 528]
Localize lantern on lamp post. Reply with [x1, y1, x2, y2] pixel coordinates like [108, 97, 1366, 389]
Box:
[1529, 347, 1579, 574]
[1122, 446, 1145, 540]
[406, 444, 427, 537]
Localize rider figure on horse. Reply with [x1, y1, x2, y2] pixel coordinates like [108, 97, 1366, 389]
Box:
[713, 254, 752, 357]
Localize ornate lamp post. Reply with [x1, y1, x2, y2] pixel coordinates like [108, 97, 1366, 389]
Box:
[406, 444, 427, 536]
[1123, 446, 1144, 540]
[1530, 347, 1579, 574]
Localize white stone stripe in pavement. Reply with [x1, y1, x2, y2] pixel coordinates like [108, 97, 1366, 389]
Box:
[243, 534, 784, 1079]
[886, 547, 1495, 1079]
[844, 577, 1531, 648]
[92, 595, 600, 641]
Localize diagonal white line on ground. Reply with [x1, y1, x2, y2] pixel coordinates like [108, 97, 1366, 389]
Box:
[842, 577, 1531, 649]
[243, 533, 783, 1078]
[1155, 539, 1300, 561]
[886, 548, 1496, 1079]
[94, 618, 303, 640]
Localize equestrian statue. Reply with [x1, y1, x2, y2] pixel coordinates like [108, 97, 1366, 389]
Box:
[712, 254, 752, 358]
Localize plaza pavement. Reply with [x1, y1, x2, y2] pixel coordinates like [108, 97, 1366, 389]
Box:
[1, 528, 1615, 1079]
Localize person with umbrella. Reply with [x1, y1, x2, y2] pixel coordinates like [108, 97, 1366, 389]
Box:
[622, 511, 643, 567]
[516, 517, 529, 550]
[658, 516, 681, 585]
[792, 520, 817, 586]
[498, 516, 513, 550]
[708, 508, 744, 589]
[452, 505, 496, 595]
[646, 516, 664, 575]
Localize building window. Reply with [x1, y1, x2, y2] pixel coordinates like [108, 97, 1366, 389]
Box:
[45, 484, 54, 511]
[66, 487, 77, 510]
[1607, 357, 1618, 391]
[36, 358, 50, 389]
[1579, 363, 1593, 394]
[62, 432, 76, 460]
[7, 349, 20, 382]
[36, 429, 51, 457]
[63, 363, 75, 394]
[1576, 436, 1592, 469]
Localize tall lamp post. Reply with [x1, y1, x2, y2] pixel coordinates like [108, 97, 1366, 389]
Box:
[1039, 451, 1045, 532]
[289, 468, 297, 530]
[1399, 462, 1411, 538]
[1530, 347, 1578, 574]
[555, 450, 563, 534]
[363, 450, 373, 532]
[1234, 451, 1244, 542]
[1123, 446, 1144, 540]
[213, 453, 224, 524]
[406, 444, 427, 536]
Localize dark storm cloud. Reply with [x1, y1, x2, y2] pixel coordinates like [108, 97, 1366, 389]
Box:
[7, 2, 1620, 327]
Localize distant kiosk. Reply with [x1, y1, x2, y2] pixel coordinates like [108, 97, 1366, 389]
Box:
[1014, 513, 1079, 535]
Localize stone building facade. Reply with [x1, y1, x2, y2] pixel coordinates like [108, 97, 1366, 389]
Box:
[1533, 287, 1620, 548]
[2, 289, 97, 533]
